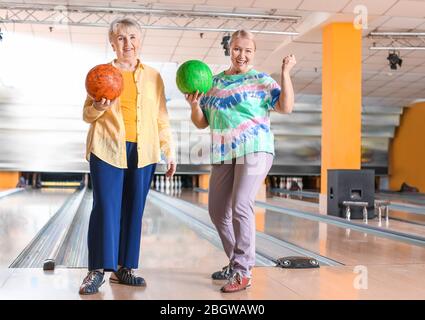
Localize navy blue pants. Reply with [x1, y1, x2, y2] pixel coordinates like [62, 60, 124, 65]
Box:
[88, 142, 156, 271]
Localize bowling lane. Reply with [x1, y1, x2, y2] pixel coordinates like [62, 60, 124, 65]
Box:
[56, 190, 230, 271]
[259, 207, 425, 266]
[139, 198, 229, 272]
[178, 188, 425, 239]
[266, 194, 425, 238]
[272, 188, 425, 213]
[173, 189, 425, 266]
[0, 188, 23, 198]
[0, 188, 75, 268]
[378, 191, 425, 206]
[0, 190, 299, 300]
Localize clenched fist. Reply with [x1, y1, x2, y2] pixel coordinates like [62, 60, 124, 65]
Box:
[282, 54, 296, 74]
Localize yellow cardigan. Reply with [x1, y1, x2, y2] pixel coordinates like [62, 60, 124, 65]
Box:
[83, 59, 175, 168]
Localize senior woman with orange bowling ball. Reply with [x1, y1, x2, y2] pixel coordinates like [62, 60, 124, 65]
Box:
[79, 17, 176, 295]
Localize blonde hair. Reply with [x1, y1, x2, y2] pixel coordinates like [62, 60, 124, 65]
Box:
[108, 17, 142, 42]
[230, 30, 256, 50]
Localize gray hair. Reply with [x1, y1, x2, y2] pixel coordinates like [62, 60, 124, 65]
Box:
[230, 30, 256, 50]
[108, 17, 142, 42]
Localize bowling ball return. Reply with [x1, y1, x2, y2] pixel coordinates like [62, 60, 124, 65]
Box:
[276, 256, 320, 269]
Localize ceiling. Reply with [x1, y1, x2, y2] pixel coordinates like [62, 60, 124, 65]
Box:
[1, 0, 425, 106]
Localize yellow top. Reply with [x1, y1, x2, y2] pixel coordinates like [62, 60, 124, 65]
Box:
[120, 71, 138, 142]
[83, 59, 175, 168]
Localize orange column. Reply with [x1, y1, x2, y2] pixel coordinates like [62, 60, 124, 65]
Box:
[198, 174, 210, 204]
[198, 174, 210, 190]
[0, 172, 20, 188]
[389, 102, 425, 192]
[321, 23, 362, 208]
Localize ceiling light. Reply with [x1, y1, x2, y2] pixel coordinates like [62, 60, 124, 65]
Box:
[387, 51, 402, 70]
[221, 34, 230, 56]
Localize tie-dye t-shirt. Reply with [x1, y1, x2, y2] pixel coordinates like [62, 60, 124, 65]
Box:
[200, 69, 281, 163]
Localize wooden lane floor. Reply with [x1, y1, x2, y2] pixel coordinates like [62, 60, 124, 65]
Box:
[2, 264, 425, 299]
[0, 188, 75, 268]
[0, 267, 300, 300]
[177, 188, 425, 241]
[174, 190, 425, 266]
[0, 188, 23, 199]
[273, 189, 425, 221]
[261, 263, 425, 299]
[0, 197, 300, 300]
[266, 195, 425, 239]
[1, 190, 425, 299]
[138, 199, 229, 270]
[390, 209, 425, 225]
[377, 192, 425, 206]
[58, 193, 233, 269]
[179, 188, 425, 234]
[260, 209, 425, 265]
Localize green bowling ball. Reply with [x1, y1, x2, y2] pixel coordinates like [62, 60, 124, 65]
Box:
[176, 60, 213, 94]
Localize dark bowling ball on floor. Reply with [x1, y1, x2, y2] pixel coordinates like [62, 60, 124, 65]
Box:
[43, 258, 55, 271]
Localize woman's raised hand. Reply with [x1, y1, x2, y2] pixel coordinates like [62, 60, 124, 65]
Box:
[282, 54, 297, 74]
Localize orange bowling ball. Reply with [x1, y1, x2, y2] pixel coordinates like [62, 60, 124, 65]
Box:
[85, 64, 123, 101]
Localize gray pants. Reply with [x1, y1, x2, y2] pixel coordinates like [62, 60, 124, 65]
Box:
[208, 152, 273, 277]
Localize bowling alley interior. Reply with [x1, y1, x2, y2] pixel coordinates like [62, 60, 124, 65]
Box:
[1, 0, 425, 301]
